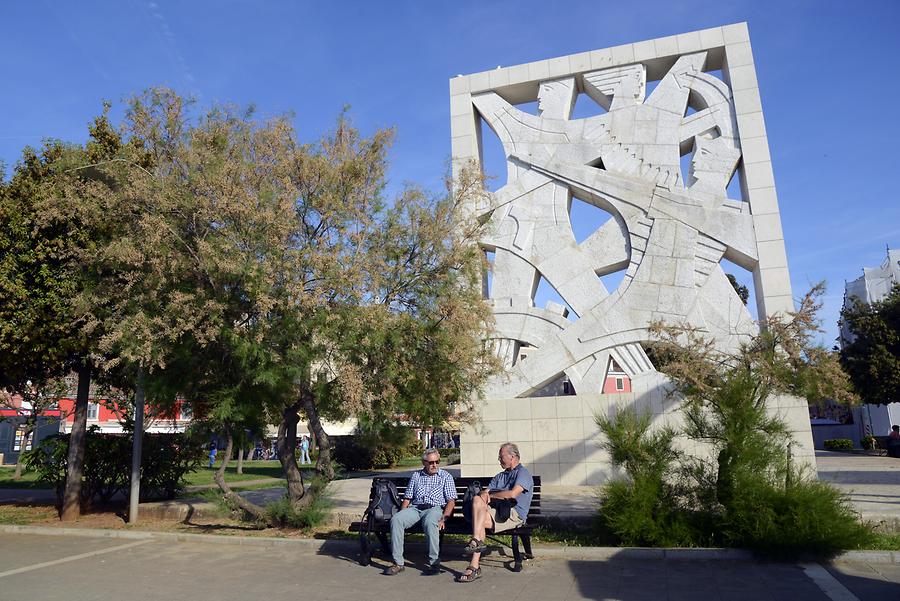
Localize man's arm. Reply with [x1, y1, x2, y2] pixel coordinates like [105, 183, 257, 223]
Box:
[401, 472, 419, 509]
[481, 484, 524, 501]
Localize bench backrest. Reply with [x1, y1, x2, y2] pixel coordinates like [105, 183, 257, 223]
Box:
[382, 475, 542, 519]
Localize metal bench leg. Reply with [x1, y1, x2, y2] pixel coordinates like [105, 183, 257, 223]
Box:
[358, 529, 371, 566]
[511, 533, 523, 572]
[377, 531, 390, 555]
[522, 534, 534, 559]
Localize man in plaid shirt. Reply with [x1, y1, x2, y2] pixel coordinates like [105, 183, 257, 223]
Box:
[385, 448, 456, 575]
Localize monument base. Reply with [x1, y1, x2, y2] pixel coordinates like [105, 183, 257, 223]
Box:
[461, 372, 815, 486]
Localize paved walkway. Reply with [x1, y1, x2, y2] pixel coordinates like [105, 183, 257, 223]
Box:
[816, 451, 900, 531]
[1, 530, 898, 600]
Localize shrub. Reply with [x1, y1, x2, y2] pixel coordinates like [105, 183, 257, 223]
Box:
[332, 423, 419, 471]
[720, 475, 873, 559]
[861, 435, 877, 451]
[597, 475, 702, 547]
[594, 407, 702, 546]
[24, 429, 203, 507]
[332, 436, 376, 471]
[824, 439, 854, 452]
[265, 477, 333, 529]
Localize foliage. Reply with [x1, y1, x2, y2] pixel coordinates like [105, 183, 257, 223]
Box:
[332, 423, 420, 471]
[594, 285, 870, 558]
[264, 477, 333, 529]
[2, 87, 498, 525]
[823, 438, 854, 452]
[24, 429, 203, 507]
[840, 283, 900, 405]
[861, 435, 877, 451]
[720, 476, 872, 558]
[595, 407, 709, 547]
[725, 273, 749, 305]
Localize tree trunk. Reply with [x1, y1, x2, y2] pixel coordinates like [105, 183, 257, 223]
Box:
[300, 392, 333, 480]
[213, 427, 268, 522]
[13, 423, 34, 480]
[128, 368, 146, 524]
[276, 403, 307, 506]
[236, 444, 244, 474]
[61, 362, 91, 521]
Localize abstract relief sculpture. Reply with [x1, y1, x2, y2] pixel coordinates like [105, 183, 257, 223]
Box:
[451, 24, 813, 484]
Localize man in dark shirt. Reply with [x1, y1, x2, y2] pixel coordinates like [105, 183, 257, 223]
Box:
[458, 442, 533, 582]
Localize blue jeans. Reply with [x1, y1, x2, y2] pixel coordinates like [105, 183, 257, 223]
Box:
[389, 505, 443, 566]
[299, 448, 311, 463]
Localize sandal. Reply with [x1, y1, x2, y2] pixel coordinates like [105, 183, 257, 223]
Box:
[384, 564, 405, 576]
[457, 565, 482, 583]
[462, 538, 487, 555]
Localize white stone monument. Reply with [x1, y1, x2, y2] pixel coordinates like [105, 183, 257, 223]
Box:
[450, 23, 815, 485]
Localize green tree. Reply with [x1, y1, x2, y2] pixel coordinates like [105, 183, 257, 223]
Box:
[649, 284, 857, 509]
[0, 122, 127, 520]
[840, 284, 900, 405]
[726, 273, 749, 305]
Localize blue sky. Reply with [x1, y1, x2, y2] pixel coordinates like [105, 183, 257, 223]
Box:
[2, 0, 898, 347]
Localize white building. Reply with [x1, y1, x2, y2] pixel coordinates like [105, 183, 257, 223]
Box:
[841, 247, 900, 346]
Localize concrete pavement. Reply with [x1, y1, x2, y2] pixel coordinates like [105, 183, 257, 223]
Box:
[0, 530, 898, 600]
[816, 451, 900, 532]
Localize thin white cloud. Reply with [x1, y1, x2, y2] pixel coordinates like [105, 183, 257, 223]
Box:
[146, 2, 196, 84]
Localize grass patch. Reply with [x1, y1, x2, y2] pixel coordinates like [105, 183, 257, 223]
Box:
[181, 460, 286, 487]
[0, 505, 57, 525]
[0, 466, 51, 489]
[864, 532, 900, 551]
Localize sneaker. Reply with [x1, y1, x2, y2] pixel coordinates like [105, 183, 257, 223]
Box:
[423, 563, 442, 575]
[384, 564, 405, 576]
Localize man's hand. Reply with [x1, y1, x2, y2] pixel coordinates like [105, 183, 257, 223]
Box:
[438, 517, 447, 531]
[479, 490, 490, 503]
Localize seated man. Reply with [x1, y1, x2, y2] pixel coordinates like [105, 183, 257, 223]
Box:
[459, 442, 533, 582]
[385, 448, 456, 576]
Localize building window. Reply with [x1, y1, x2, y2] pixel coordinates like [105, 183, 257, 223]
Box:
[615, 377, 624, 391]
[87, 403, 99, 420]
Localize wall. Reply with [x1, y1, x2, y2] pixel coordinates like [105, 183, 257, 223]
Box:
[461, 372, 815, 485]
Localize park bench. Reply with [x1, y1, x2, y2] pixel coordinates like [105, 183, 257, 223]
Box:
[349, 474, 542, 572]
[875, 436, 900, 458]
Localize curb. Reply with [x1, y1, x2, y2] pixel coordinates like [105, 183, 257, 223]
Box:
[3, 525, 897, 563]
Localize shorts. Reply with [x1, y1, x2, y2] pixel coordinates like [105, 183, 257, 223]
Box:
[488, 506, 525, 532]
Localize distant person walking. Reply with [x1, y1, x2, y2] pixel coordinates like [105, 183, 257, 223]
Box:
[208, 441, 218, 468]
[299, 435, 311, 464]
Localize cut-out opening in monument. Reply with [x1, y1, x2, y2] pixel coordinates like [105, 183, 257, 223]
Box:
[685, 89, 709, 114]
[512, 100, 539, 116]
[601, 357, 632, 394]
[597, 268, 628, 295]
[522, 372, 576, 398]
[570, 92, 607, 119]
[679, 143, 694, 189]
[720, 257, 758, 321]
[726, 162, 746, 202]
[644, 79, 661, 100]
[569, 194, 614, 245]
[533, 275, 578, 321]
[482, 248, 495, 299]
[478, 116, 507, 193]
